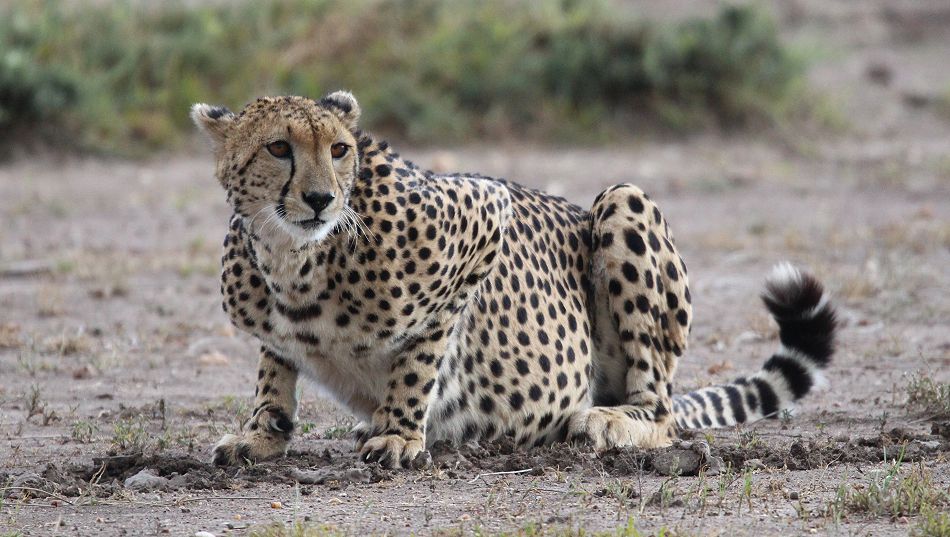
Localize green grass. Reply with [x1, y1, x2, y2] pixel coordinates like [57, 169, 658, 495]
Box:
[917, 506, 950, 537]
[906, 372, 950, 418]
[1, 0, 807, 156]
[824, 454, 950, 527]
[110, 417, 149, 451]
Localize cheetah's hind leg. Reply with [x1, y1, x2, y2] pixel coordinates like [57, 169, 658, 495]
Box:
[569, 184, 691, 450]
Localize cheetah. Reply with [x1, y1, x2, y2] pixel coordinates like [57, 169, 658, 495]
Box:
[190, 92, 837, 468]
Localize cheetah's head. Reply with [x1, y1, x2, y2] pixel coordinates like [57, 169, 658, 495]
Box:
[191, 92, 362, 244]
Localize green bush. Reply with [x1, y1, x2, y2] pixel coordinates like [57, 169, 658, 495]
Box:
[0, 0, 806, 155]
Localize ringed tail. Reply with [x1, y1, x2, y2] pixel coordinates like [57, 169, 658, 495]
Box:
[673, 263, 838, 429]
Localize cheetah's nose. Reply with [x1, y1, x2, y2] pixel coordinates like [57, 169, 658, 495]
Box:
[302, 191, 335, 215]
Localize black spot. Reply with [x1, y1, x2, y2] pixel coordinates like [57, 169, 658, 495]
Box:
[627, 195, 644, 213]
[509, 392, 524, 411]
[489, 360, 503, 377]
[538, 355, 550, 373]
[528, 384, 542, 401]
[621, 262, 638, 283]
[516, 360, 530, 375]
[666, 292, 678, 309]
[635, 295, 650, 313]
[624, 230, 646, 256]
[666, 261, 679, 281]
[608, 279, 622, 295]
[676, 309, 689, 326]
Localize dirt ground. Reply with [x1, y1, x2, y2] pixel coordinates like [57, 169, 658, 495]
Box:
[2, 1, 949, 536]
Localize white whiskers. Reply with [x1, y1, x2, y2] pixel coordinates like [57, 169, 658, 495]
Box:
[340, 204, 372, 245]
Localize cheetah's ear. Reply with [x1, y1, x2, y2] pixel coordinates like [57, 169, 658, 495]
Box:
[190, 103, 236, 147]
[319, 90, 361, 131]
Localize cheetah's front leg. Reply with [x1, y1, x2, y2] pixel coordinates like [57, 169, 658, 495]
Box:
[212, 347, 299, 465]
[357, 326, 448, 468]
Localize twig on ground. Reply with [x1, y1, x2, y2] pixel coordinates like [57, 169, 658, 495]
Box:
[467, 468, 534, 484]
[1, 487, 76, 505]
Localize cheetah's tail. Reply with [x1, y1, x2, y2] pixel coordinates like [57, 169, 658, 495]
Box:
[672, 263, 837, 430]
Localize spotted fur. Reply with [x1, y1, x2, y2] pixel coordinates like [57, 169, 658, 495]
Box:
[191, 93, 838, 467]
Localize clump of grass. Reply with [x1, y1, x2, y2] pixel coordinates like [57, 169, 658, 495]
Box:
[917, 506, 950, 537]
[40, 332, 93, 356]
[906, 372, 950, 418]
[826, 457, 950, 524]
[322, 417, 355, 439]
[250, 523, 347, 537]
[24, 384, 44, 420]
[71, 420, 98, 443]
[111, 417, 149, 452]
[251, 518, 670, 536]
[1, 0, 807, 155]
[0, 324, 21, 349]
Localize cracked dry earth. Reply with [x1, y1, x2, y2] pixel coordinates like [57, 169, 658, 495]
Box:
[2, 2, 950, 536]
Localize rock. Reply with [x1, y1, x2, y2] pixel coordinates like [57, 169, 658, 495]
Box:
[289, 467, 373, 485]
[194, 532, 216, 537]
[743, 458, 766, 470]
[10, 472, 52, 497]
[124, 469, 169, 491]
[902, 88, 934, 108]
[705, 455, 726, 476]
[167, 474, 190, 490]
[409, 450, 432, 470]
[787, 441, 813, 470]
[686, 440, 712, 458]
[865, 61, 893, 86]
[652, 448, 703, 476]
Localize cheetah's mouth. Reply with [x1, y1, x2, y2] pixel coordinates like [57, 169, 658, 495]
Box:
[296, 217, 326, 230]
[283, 211, 342, 244]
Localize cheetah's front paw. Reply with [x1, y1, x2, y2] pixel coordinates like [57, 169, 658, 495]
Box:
[359, 433, 425, 469]
[568, 407, 668, 451]
[211, 404, 294, 466]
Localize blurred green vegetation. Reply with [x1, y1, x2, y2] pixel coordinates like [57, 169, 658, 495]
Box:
[0, 0, 807, 155]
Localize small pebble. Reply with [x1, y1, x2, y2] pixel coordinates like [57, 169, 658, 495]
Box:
[743, 458, 766, 470]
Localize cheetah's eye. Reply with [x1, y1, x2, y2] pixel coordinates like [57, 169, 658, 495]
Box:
[330, 143, 349, 159]
[266, 140, 292, 159]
